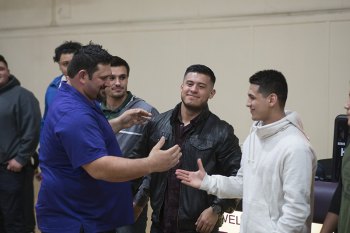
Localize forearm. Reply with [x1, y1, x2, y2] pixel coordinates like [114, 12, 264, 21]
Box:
[109, 118, 123, 133]
[83, 156, 152, 182]
[201, 173, 243, 199]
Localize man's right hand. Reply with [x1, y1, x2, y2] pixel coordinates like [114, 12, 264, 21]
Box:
[147, 136, 182, 173]
[175, 158, 206, 189]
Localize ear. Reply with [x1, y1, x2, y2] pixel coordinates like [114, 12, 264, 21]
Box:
[209, 88, 216, 99]
[77, 70, 88, 84]
[268, 93, 278, 106]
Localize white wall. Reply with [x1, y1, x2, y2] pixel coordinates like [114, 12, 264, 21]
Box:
[1, 0, 350, 159]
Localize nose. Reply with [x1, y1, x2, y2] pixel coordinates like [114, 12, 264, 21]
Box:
[111, 78, 121, 86]
[246, 99, 251, 108]
[189, 84, 198, 92]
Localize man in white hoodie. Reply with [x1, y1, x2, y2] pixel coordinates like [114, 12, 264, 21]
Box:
[176, 69, 317, 233]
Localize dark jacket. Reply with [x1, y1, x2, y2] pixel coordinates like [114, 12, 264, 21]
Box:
[0, 75, 41, 165]
[133, 103, 242, 231]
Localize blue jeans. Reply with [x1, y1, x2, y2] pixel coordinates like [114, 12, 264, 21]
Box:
[116, 204, 148, 233]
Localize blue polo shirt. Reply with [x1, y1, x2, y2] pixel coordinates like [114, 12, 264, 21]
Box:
[36, 83, 133, 233]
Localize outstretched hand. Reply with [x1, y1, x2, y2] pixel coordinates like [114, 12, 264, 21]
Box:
[109, 108, 152, 133]
[175, 159, 206, 189]
[148, 136, 182, 173]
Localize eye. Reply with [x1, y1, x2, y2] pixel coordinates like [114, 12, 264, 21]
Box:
[186, 82, 193, 87]
[61, 62, 69, 67]
[108, 76, 116, 81]
[119, 75, 127, 80]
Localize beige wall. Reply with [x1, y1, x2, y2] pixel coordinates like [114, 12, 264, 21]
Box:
[1, 0, 350, 160]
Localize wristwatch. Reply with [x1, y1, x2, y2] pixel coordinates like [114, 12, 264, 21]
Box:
[211, 204, 223, 215]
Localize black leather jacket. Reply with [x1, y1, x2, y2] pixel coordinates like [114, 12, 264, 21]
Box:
[132, 103, 242, 231]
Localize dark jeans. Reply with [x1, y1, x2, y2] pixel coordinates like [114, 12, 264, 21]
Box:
[23, 165, 35, 233]
[116, 204, 148, 233]
[0, 165, 26, 233]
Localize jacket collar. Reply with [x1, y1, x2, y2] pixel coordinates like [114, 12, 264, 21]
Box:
[170, 102, 210, 126]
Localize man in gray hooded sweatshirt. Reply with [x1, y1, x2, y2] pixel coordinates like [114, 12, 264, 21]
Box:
[0, 54, 41, 233]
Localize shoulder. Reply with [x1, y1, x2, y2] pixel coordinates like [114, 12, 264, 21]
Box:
[47, 75, 63, 88]
[278, 126, 316, 159]
[129, 97, 158, 113]
[52, 75, 63, 83]
[207, 112, 234, 130]
[15, 86, 38, 102]
[281, 125, 310, 145]
[147, 109, 172, 127]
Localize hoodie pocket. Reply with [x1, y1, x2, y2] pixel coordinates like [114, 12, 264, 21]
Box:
[244, 200, 276, 232]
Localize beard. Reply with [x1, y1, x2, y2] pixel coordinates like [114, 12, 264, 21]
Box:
[181, 96, 207, 113]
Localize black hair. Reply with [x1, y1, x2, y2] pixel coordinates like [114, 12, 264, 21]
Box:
[67, 42, 112, 79]
[184, 64, 216, 85]
[111, 56, 130, 76]
[53, 41, 82, 63]
[249, 69, 288, 108]
[0, 54, 8, 67]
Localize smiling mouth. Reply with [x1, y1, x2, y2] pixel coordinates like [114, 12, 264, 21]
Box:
[187, 95, 198, 98]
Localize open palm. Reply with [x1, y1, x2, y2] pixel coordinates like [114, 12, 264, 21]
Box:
[176, 159, 207, 189]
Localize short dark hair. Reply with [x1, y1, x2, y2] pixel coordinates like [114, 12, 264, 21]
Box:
[0, 54, 8, 67]
[53, 41, 82, 63]
[249, 69, 288, 108]
[111, 56, 130, 76]
[67, 42, 112, 79]
[184, 64, 216, 85]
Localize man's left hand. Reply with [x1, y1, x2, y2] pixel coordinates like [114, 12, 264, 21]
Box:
[7, 159, 23, 172]
[195, 206, 219, 233]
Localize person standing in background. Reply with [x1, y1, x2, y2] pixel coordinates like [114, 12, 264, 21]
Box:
[320, 91, 350, 233]
[42, 41, 82, 124]
[0, 54, 41, 233]
[101, 56, 159, 233]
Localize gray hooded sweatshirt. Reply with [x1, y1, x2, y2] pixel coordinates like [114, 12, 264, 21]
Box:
[0, 75, 41, 165]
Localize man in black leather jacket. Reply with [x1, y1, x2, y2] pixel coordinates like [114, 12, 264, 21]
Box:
[132, 64, 242, 233]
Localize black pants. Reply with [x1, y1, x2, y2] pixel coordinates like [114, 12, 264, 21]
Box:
[0, 165, 25, 233]
[23, 165, 35, 233]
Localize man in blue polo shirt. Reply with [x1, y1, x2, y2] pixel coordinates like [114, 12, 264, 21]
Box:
[36, 43, 182, 233]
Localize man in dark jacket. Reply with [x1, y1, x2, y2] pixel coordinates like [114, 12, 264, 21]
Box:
[0, 54, 41, 232]
[133, 64, 242, 233]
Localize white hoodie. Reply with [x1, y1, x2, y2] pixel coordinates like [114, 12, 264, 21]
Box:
[201, 111, 317, 233]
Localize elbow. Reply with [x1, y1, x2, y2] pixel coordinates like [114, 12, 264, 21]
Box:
[82, 162, 110, 182]
[86, 168, 107, 181]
